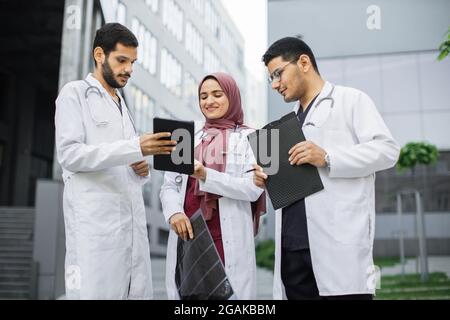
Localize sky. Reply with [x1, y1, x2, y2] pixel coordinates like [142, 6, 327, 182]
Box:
[221, 0, 268, 81]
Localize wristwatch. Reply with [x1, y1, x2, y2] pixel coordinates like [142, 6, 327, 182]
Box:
[324, 153, 331, 169]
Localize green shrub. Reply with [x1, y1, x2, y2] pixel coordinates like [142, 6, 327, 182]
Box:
[255, 240, 275, 271]
[397, 142, 439, 172]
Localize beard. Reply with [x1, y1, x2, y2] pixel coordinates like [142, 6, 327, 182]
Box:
[102, 58, 126, 89]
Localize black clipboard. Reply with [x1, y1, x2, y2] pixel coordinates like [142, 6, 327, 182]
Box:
[247, 112, 324, 210]
[175, 209, 234, 300]
[153, 117, 195, 175]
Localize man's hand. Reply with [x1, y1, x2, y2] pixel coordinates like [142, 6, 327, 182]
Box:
[169, 212, 194, 241]
[130, 160, 149, 177]
[140, 132, 177, 156]
[253, 164, 268, 189]
[191, 160, 207, 181]
[288, 141, 327, 168]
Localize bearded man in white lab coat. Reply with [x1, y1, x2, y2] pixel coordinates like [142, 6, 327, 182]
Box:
[55, 23, 177, 299]
[253, 37, 400, 300]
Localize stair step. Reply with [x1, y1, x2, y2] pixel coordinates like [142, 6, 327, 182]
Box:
[0, 228, 33, 234]
[0, 230, 34, 241]
[0, 245, 33, 252]
[0, 234, 33, 241]
[0, 265, 31, 272]
[0, 207, 35, 214]
[0, 258, 32, 265]
[0, 246, 33, 252]
[0, 221, 34, 227]
[0, 288, 31, 294]
[0, 210, 34, 214]
[0, 270, 31, 278]
[0, 211, 34, 216]
[0, 239, 33, 246]
[0, 275, 31, 282]
[0, 282, 31, 290]
[0, 218, 33, 224]
[0, 252, 33, 259]
[0, 213, 34, 219]
[0, 230, 33, 234]
[0, 226, 33, 232]
[0, 289, 30, 299]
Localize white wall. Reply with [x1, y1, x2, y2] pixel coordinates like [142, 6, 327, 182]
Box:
[319, 51, 450, 150]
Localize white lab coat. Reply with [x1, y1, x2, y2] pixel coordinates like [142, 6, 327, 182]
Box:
[160, 123, 264, 300]
[273, 81, 400, 298]
[55, 74, 153, 299]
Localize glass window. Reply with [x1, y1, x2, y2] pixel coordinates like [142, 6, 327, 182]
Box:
[131, 17, 139, 37]
[116, 2, 126, 25]
[185, 21, 203, 65]
[150, 36, 157, 74]
[189, 0, 204, 16]
[128, 85, 155, 134]
[131, 18, 158, 75]
[184, 72, 199, 111]
[204, 0, 219, 39]
[162, 0, 183, 42]
[145, 0, 158, 13]
[204, 45, 220, 73]
[375, 151, 450, 213]
[160, 48, 182, 97]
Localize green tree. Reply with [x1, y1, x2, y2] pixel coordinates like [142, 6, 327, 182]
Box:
[397, 142, 439, 174]
[437, 26, 450, 61]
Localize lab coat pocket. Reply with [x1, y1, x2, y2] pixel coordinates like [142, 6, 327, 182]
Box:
[333, 200, 370, 246]
[87, 96, 111, 127]
[323, 129, 354, 149]
[76, 192, 121, 236]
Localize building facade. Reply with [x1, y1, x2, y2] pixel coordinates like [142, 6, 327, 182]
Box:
[0, 0, 248, 299]
[266, 0, 450, 256]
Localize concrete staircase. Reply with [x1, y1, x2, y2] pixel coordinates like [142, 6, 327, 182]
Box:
[0, 207, 36, 299]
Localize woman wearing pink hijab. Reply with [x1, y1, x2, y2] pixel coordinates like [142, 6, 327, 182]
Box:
[160, 72, 266, 299]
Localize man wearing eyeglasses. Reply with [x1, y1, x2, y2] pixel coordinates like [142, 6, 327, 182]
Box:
[253, 37, 400, 300]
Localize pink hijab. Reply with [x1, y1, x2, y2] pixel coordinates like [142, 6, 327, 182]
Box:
[194, 72, 266, 236]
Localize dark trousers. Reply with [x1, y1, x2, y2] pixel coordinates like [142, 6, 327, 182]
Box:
[281, 248, 373, 300]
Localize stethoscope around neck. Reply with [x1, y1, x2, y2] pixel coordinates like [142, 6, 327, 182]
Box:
[303, 84, 335, 128]
[83, 79, 137, 133]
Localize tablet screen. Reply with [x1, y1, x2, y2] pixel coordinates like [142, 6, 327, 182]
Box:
[153, 117, 195, 175]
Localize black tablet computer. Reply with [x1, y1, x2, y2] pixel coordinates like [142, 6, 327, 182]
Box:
[153, 117, 195, 175]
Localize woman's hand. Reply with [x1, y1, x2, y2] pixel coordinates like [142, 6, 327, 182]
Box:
[253, 164, 267, 188]
[191, 160, 207, 181]
[169, 212, 194, 241]
[130, 160, 149, 177]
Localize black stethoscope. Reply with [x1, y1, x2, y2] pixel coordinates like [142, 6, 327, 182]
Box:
[83, 80, 137, 134]
[303, 84, 335, 128]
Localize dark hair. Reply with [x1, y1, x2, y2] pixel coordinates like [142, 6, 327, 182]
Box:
[92, 23, 138, 66]
[262, 37, 320, 75]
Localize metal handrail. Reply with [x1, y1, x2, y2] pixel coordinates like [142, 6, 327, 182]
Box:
[396, 189, 429, 282]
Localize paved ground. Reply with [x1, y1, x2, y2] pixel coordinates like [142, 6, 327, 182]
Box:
[151, 257, 274, 300]
[380, 256, 450, 278]
[152, 255, 450, 299]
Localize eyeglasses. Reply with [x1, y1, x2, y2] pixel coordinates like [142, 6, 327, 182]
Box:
[267, 59, 298, 84]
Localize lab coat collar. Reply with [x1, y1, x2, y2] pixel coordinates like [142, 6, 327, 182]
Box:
[292, 81, 333, 114]
[85, 73, 119, 97]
